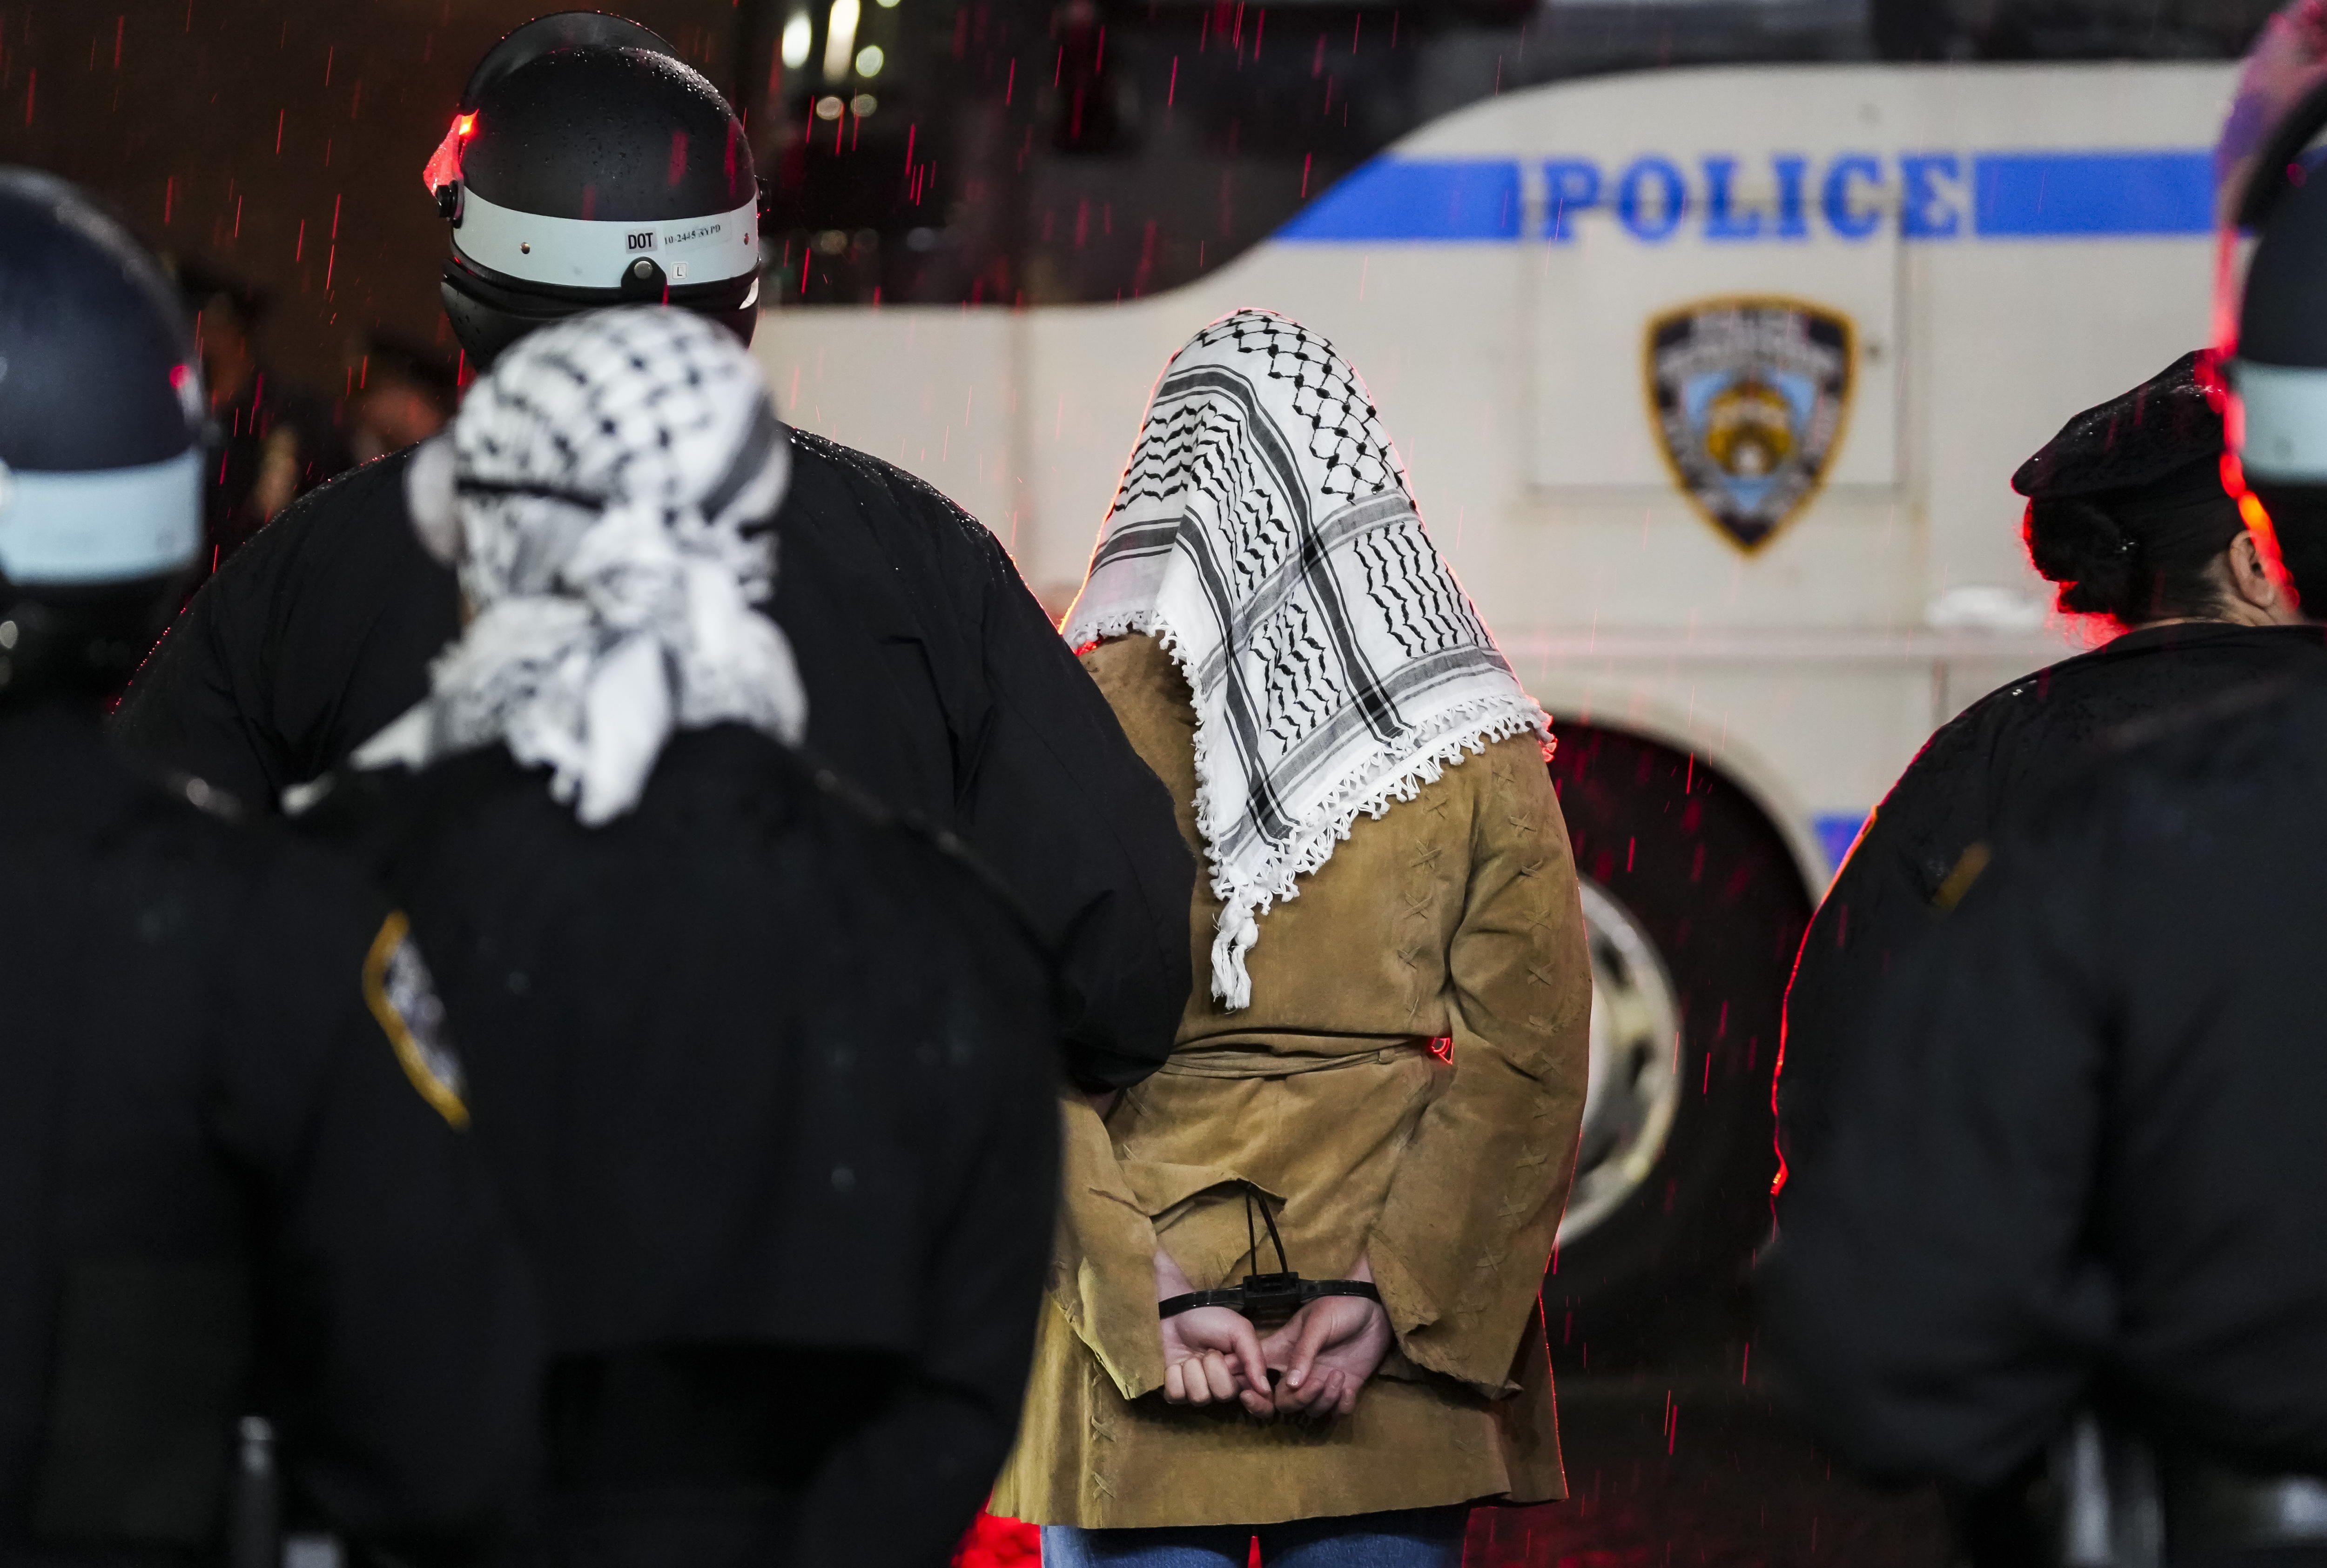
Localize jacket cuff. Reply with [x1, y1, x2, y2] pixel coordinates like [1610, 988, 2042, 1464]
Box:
[1366, 1232, 1527, 1398]
[1047, 1098, 1168, 1399]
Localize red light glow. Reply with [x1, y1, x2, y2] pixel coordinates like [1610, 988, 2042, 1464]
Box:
[2197, 348, 2294, 600]
[419, 111, 476, 195]
[953, 1511, 1037, 1566]
[2218, 449, 2292, 593]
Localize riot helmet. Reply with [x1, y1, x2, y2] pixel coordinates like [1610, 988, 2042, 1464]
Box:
[0, 169, 204, 702]
[426, 12, 765, 368]
[2231, 169, 2327, 604]
[2212, 2, 2327, 603]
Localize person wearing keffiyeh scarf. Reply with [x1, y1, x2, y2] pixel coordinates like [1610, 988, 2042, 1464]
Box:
[994, 312, 1592, 1558]
[1061, 311, 1554, 1011]
[351, 308, 806, 821]
[295, 308, 1063, 1568]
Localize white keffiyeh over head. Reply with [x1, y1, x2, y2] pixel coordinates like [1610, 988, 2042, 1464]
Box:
[354, 308, 805, 824]
[1063, 310, 1550, 1011]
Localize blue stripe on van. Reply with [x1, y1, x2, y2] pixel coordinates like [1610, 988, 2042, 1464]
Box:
[1277, 158, 1523, 241]
[1813, 812, 1869, 877]
[1971, 151, 2213, 237]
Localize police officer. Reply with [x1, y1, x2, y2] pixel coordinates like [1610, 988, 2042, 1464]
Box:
[1777, 353, 2327, 1186]
[112, 10, 1192, 1096]
[0, 172, 538, 1565]
[1756, 86, 2327, 1566]
[298, 308, 1060, 1568]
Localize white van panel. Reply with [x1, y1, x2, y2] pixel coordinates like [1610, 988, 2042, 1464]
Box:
[755, 61, 2238, 872]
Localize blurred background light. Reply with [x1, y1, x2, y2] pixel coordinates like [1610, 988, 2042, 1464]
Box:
[821, 0, 859, 85]
[779, 12, 812, 70]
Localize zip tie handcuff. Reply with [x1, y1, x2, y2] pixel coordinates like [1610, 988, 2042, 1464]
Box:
[1156, 1182, 1379, 1331]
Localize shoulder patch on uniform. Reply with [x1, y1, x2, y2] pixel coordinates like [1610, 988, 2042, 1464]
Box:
[363, 911, 469, 1128]
[1932, 841, 1992, 914]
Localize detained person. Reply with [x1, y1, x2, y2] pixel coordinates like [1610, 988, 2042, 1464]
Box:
[0, 171, 538, 1565]
[113, 9, 1193, 1096]
[992, 312, 1591, 1566]
[293, 308, 1061, 1568]
[1776, 351, 2327, 1182]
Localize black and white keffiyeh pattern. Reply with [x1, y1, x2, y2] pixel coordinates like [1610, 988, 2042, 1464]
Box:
[1063, 310, 1549, 1010]
[354, 308, 805, 824]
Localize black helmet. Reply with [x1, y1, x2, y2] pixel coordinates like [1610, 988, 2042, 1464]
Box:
[427, 12, 765, 367]
[2213, 7, 2327, 604]
[0, 169, 204, 701]
[2233, 169, 2327, 605]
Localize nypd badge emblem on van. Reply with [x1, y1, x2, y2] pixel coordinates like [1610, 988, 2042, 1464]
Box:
[1646, 298, 1854, 553]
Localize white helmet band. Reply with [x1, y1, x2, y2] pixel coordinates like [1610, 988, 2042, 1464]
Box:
[0, 450, 202, 584]
[451, 185, 760, 292]
[2236, 360, 2327, 484]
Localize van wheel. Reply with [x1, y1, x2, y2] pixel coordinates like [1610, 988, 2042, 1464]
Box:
[1542, 724, 1813, 1365]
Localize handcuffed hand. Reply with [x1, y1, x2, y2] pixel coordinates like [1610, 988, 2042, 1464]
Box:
[1155, 1250, 1273, 1417]
[1259, 1257, 1391, 1420]
[1161, 1304, 1275, 1416]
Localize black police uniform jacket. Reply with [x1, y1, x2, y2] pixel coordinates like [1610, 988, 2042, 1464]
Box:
[1778, 621, 2327, 1179]
[298, 722, 1061, 1568]
[1759, 675, 2327, 1489]
[114, 431, 1193, 1091]
[0, 701, 538, 1566]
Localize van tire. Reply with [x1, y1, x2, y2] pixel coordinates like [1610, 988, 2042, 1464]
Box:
[1540, 724, 1813, 1367]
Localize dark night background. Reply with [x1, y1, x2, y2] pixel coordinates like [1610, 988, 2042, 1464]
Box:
[0, 0, 744, 389]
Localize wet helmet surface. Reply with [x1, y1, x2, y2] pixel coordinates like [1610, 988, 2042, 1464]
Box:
[435, 13, 763, 365]
[0, 168, 204, 697]
[0, 172, 201, 479]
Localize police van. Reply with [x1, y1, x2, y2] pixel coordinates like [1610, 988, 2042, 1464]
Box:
[747, 0, 2264, 1356]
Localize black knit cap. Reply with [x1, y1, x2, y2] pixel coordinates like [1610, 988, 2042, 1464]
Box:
[2012, 350, 2222, 501]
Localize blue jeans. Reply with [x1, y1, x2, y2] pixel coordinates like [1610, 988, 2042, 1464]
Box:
[1041, 1505, 1470, 1567]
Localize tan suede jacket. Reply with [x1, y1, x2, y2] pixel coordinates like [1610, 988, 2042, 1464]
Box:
[991, 634, 1591, 1529]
